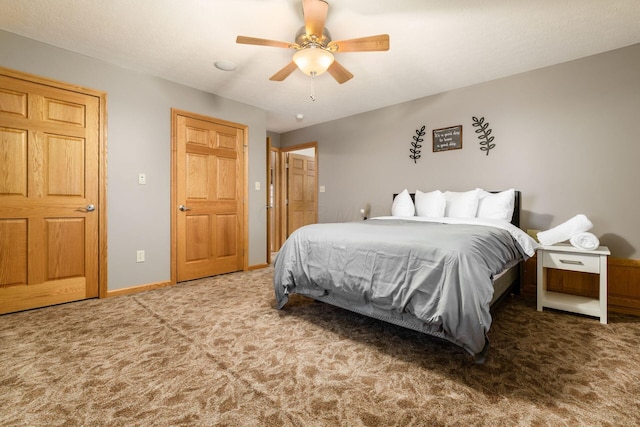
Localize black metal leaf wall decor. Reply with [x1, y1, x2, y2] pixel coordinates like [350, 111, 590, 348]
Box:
[409, 125, 425, 163]
[471, 116, 496, 156]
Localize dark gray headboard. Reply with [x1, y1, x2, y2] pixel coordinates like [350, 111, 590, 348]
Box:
[393, 191, 522, 228]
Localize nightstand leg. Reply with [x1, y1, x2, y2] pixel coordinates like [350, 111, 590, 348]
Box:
[599, 255, 608, 324]
[537, 253, 544, 312]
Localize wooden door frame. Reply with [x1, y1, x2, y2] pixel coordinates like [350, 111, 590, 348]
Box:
[170, 108, 249, 284]
[279, 142, 318, 241]
[266, 138, 274, 264]
[266, 139, 286, 264]
[0, 66, 109, 299]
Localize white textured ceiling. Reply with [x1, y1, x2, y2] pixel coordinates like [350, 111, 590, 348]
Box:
[1, 0, 639, 133]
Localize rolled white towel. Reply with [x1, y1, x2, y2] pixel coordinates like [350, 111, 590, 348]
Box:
[537, 214, 593, 246]
[570, 232, 600, 251]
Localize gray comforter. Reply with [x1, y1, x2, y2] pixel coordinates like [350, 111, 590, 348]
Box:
[273, 218, 529, 358]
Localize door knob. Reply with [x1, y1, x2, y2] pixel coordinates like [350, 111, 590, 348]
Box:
[86, 204, 96, 212]
[179, 205, 191, 212]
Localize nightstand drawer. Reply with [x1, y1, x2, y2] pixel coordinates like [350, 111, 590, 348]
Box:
[542, 251, 600, 273]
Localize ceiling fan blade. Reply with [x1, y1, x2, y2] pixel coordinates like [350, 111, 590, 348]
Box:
[236, 35, 297, 49]
[303, 0, 329, 38]
[327, 60, 353, 84]
[328, 34, 390, 52]
[269, 61, 299, 81]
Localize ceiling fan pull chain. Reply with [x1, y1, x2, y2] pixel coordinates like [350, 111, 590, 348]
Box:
[310, 71, 317, 101]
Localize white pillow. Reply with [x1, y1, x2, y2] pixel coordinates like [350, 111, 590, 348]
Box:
[415, 190, 446, 217]
[444, 189, 481, 218]
[391, 189, 415, 217]
[476, 189, 515, 222]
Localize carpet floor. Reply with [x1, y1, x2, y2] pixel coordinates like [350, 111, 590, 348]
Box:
[1, 267, 639, 426]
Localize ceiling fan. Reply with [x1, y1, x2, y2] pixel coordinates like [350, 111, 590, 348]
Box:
[236, 0, 389, 84]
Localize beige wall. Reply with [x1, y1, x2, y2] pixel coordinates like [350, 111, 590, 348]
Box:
[280, 43, 640, 259]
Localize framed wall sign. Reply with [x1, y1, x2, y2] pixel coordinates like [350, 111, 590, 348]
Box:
[432, 125, 462, 152]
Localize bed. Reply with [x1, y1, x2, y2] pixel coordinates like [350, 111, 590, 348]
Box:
[273, 189, 538, 362]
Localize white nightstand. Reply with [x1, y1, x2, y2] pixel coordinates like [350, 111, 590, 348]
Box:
[537, 243, 610, 324]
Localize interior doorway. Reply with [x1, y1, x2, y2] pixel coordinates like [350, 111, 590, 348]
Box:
[266, 141, 317, 264]
[171, 109, 248, 283]
[0, 67, 107, 314]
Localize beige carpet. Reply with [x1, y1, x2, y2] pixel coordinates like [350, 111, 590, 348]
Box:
[1, 267, 639, 426]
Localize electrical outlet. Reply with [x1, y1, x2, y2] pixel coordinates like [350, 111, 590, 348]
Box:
[138, 173, 146, 185]
[136, 250, 145, 263]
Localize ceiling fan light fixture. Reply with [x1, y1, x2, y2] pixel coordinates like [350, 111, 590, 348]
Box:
[237, 0, 388, 84]
[293, 47, 334, 77]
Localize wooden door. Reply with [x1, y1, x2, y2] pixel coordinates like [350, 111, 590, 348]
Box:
[173, 110, 246, 282]
[0, 72, 101, 314]
[286, 153, 317, 235]
[267, 143, 282, 255]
